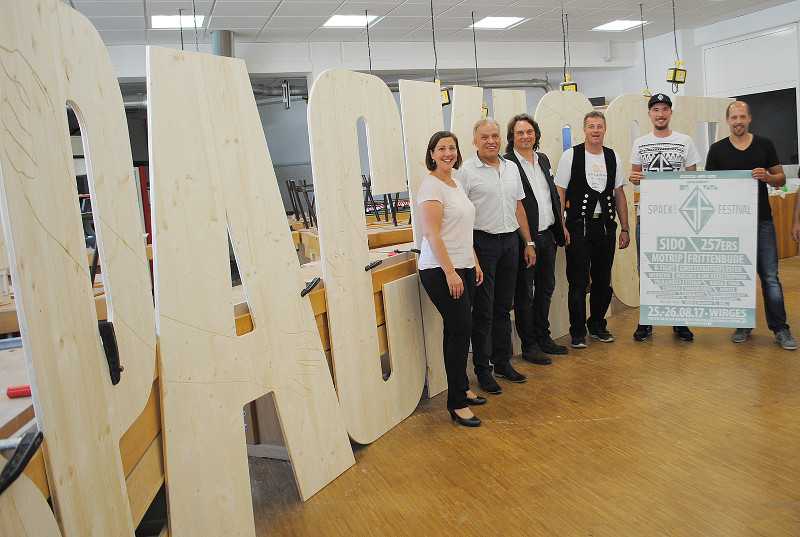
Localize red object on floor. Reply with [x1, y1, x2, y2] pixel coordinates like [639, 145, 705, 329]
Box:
[6, 385, 31, 399]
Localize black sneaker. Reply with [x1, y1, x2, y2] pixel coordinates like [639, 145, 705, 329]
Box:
[539, 338, 568, 355]
[521, 346, 552, 365]
[494, 363, 527, 383]
[477, 372, 502, 394]
[633, 324, 652, 342]
[571, 336, 587, 349]
[588, 324, 615, 343]
[673, 326, 694, 342]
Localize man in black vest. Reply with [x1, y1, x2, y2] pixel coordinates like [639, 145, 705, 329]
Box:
[505, 114, 568, 363]
[555, 111, 631, 348]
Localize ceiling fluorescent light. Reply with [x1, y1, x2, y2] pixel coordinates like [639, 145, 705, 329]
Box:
[470, 17, 525, 30]
[151, 15, 204, 29]
[592, 20, 647, 32]
[324, 14, 378, 28]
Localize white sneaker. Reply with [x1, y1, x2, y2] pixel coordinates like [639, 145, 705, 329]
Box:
[775, 329, 798, 351]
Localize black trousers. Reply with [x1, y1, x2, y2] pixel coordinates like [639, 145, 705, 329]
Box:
[565, 218, 616, 337]
[514, 229, 558, 350]
[419, 267, 476, 410]
[472, 230, 519, 375]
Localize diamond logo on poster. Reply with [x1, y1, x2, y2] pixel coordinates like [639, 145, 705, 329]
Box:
[679, 187, 715, 233]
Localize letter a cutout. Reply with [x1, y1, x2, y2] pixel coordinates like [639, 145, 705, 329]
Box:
[148, 48, 354, 537]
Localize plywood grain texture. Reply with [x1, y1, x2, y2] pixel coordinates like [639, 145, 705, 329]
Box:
[450, 85, 485, 156]
[491, 89, 528, 154]
[308, 69, 423, 444]
[149, 49, 353, 536]
[0, 1, 155, 534]
[0, 455, 62, 537]
[399, 79, 448, 397]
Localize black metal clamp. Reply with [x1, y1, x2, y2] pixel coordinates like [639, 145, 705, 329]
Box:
[0, 431, 44, 497]
[98, 320, 123, 385]
[365, 260, 383, 272]
[300, 277, 321, 298]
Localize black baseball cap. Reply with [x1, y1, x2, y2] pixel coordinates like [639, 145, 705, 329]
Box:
[648, 93, 672, 109]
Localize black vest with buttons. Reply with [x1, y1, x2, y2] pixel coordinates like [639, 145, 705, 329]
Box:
[564, 144, 617, 228]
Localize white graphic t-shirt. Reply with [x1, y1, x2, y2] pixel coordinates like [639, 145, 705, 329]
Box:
[630, 131, 700, 172]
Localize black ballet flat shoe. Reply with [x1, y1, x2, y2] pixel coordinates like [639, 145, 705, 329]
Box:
[449, 409, 482, 427]
[466, 395, 487, 406]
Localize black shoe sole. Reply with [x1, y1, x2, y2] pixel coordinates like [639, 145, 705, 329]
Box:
[522, 357, 552, 366]
[479, 384, 502, 394]
[541, 348, 568, 355]
[495, 373, 527, 384]
[466, 397, 487, 406]
[589, 334, 615, 343]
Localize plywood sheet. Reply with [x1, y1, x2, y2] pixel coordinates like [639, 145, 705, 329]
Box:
[605, 94, 651, 308]
[0, 455, 61, 536]
[534, 91, 594, 339]
[492, 89, 528, 153]
[0, 2, 154, 534]
[450, 85, 485, 158]
[308, 69, 424, 444]
[398, 79, 447, 397]
[148, 48, 353, 536]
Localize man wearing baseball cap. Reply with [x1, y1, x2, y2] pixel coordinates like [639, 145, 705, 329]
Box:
[629, 93, 701, 343]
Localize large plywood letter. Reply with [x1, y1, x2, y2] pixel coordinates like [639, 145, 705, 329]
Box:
[399, 80, 447, 397]
[450, 85, 485, 153]
[0, 456, 62, 536]
[0, 1, 155, 534]
[605, 94, 651, 307]
[492, 89, 528, 153]
[308, 70, 426, 444]
[149, 49, 354, 536]
[534, 91, 594, 338]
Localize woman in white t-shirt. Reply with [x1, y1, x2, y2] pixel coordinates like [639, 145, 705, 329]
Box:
[418, 131, 485, 427]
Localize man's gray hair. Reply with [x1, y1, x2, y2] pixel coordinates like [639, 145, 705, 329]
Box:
[473, 118, 501, 136]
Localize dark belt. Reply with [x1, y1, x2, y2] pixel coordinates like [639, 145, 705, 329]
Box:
[475, 229, 516, 239]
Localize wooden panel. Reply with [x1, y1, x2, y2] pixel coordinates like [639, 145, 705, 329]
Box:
[492, 89, 528, 153]
[0, 2, 152, 534]
[0, 454, 62, 536]
[450, 86, 485, 156]
[149, 48, 353, 536]
[398, 80, 448, 397]
[126, 436, 164, 526]
[770, 193, 799, 259]
[605, 94, 651, 308]
[534, 91, 594, 339]
[0, 349, 33, 439]
[308, 69, 422, 444]
[381, 274, 426, 419]
[671, 96, 733, 145]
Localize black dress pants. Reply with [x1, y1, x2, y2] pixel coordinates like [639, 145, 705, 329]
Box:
[514, 229, 558, 351]
[472, 230, 519, 375]
[565, 218, 616, 338]
[419, 267, 476, 410]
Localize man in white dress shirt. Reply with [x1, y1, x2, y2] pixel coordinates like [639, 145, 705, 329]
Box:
[457, 119, 536, 395]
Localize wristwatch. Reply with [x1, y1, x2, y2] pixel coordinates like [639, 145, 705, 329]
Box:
[526, 241, 535, 247]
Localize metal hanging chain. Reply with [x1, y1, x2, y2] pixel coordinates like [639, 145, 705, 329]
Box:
[672, 0, 680, 62]
[366, 10, 373, 73]
[561, 4, 567, 80]
[471, 11, 479, 87]
[430, 0, 439, 81]
[640, 3, 649, 89]
[192, 0, 199, 51]
[178, 8, 185, 51]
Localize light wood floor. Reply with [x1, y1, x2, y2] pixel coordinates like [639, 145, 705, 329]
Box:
[250, 258, 800, 537]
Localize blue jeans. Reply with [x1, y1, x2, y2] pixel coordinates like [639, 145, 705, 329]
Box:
[757, 220, 789, 333]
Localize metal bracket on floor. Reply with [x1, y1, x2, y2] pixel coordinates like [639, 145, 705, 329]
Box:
[0, 431, 44, 496]
[301, 277, 321, 298]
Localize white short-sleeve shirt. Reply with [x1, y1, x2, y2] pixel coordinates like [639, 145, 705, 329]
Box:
[416, 175, 476, 270]
[456, 154, 525, 234]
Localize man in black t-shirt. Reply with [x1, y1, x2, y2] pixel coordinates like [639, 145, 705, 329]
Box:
[706, 101, 796, 350]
